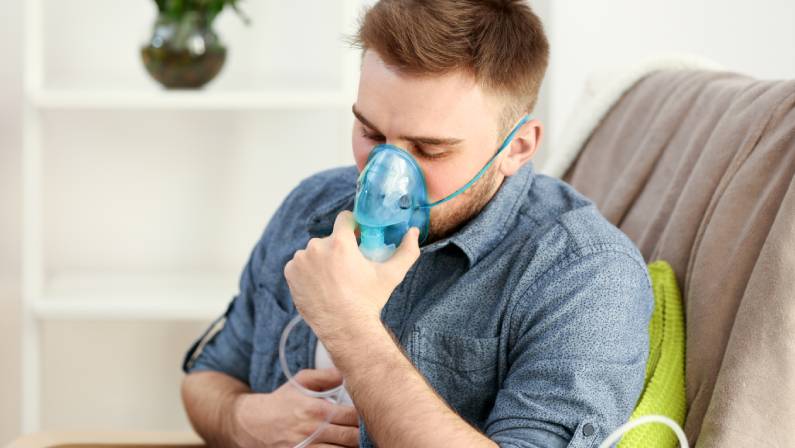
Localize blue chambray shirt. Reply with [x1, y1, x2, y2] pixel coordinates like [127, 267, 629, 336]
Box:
[182, 161, 653, 448]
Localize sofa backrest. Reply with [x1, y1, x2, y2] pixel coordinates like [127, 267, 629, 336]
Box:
[562, 69, 795, 447]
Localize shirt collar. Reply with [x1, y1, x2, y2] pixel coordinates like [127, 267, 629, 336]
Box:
[425, 161, 536, 267]
[305, 162, 536, 267]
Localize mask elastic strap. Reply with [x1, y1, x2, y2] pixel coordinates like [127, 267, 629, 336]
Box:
[420, 114, 532, 209]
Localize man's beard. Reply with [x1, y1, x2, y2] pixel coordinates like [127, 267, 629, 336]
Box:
[424, 162, 503, 245]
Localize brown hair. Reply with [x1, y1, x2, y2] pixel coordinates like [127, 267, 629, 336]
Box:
[352, 0, 549, 136]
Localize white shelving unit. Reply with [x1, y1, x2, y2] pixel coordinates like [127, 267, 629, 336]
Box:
[21, 0, 363, 433]
[32, 273, 233, 320]
[30, 89, 352, 110]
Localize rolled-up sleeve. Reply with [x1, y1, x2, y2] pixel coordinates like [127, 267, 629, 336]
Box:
[180, 232, 265, 384]
[181, 180, 306, 384]
[485, 248, 654, 448]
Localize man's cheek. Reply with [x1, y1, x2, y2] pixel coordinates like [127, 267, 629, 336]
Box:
[426, 160, 477, 202]
[422, 165, 449, 203]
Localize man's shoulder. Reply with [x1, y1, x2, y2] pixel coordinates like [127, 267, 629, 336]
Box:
[250, 165, 357, 264]
[507, 173, 653, 344]
[515, 173, 649, 289]
[287, 165, 358, 210]
[525, 175, 642, 260]
[297, 165, 358, 193]
[267, 165, 357, 228]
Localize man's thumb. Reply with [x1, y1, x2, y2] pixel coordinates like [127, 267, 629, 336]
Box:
[385, 227, 421, 273]
[293, 368, 343, 392]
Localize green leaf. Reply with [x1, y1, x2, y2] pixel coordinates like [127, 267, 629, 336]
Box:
[152, 0, 250, 25]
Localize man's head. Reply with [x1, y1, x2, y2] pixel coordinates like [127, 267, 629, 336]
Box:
[350, 0, 549, 243]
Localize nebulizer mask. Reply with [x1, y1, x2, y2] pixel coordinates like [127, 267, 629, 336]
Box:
[278, 114, 689, 448]
[354, 113, 532, 260]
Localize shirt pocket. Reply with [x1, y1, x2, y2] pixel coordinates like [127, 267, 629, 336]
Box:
[412, 326, 500, 428]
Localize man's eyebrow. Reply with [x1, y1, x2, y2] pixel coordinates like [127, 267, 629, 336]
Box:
[352, 105, 383, 135]
[352, 104, 464, 147]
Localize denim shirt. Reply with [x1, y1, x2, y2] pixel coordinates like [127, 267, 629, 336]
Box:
[182, 162, 653, 448]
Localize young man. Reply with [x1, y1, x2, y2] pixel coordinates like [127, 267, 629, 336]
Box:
[181, 1, 653, 447]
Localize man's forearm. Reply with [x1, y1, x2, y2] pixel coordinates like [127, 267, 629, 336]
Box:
[325, 320, 498, 448]
[181, 371, 249, 447]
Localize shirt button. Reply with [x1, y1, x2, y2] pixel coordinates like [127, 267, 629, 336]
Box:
[582, 423, 595, 437]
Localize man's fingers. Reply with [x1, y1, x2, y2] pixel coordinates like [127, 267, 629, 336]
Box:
[329, 404, 359, 427]
[293, 368, 344, 392]
[314, 423, 360, 447]
[383, 227, 420, 273]
[331, 211, 358, 246]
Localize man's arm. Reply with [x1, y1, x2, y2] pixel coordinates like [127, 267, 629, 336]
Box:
[180, 170, 374, 446]
[284, 212, 497, 447]
[326, 319, 498, 448]
[182, 371, 248, 447]
[182, 369, 360, 448]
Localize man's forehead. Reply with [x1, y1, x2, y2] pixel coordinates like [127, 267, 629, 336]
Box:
[357, 51, 500, 138]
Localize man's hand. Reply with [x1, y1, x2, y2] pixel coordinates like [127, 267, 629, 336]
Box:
[280, 212, 496, 447]
[283, 210, 420, 343]
[231, 368, 360, 448]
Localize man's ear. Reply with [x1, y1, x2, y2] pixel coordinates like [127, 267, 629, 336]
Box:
[499, 118, 543, 177]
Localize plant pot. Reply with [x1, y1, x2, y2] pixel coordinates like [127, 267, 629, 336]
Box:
[141, 12, 226, 89]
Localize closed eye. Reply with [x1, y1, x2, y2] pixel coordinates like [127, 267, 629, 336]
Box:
[412, 146, 447, 160]
[361, 129, 447, 160]
[361, 129, 385, 143]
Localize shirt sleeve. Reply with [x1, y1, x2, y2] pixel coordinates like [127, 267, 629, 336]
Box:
[180, 230, 266, 384]
[181, 181, 306, 385]
[484, 248, 654, 448]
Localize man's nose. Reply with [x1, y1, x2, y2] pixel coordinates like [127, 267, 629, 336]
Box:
[384, 138, 411, 151]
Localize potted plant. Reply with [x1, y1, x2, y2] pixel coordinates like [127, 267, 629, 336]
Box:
[141, 0, 250, 89]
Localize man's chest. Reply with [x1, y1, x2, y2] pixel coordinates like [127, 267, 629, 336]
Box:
[248, 246, 521, 428]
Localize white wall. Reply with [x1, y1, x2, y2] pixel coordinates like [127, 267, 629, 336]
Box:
[1, 0, 794, 444]
[543, 0, 795, 148]
[0, 0, 23, 443]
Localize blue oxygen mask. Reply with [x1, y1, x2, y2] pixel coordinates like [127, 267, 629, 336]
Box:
[353, 145, 430, 261]
[353, 114, 531, 261]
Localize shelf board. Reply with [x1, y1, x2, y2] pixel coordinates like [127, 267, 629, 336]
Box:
[32, 297, 228, 320]
[28, 88, 352, 110]
[33, 273, 237, 321]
